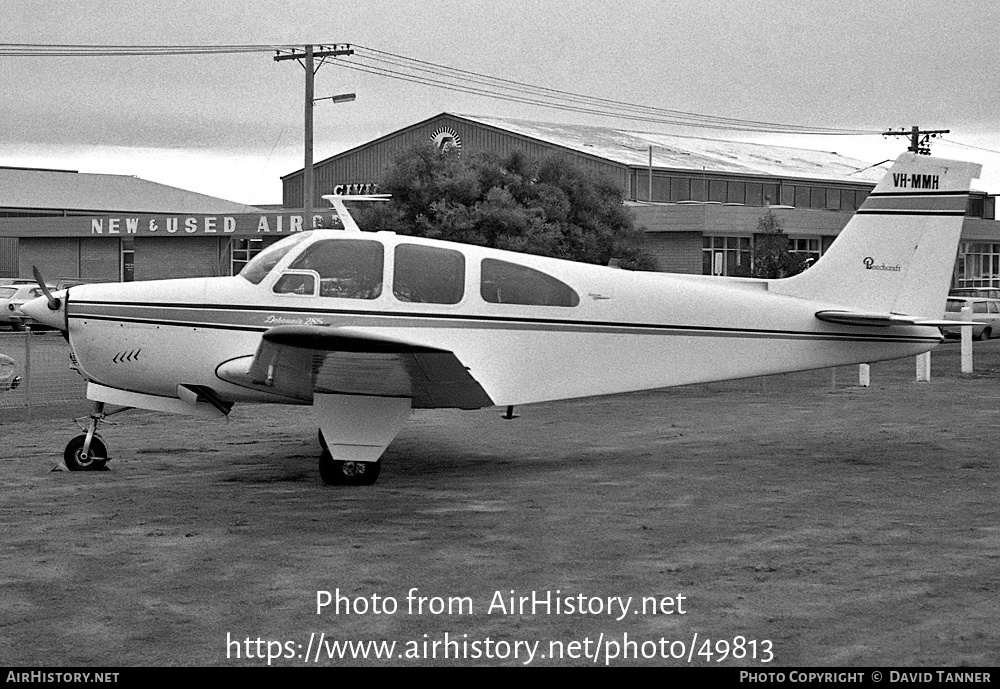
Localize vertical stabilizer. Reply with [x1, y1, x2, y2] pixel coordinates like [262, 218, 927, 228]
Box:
[771, 153, 981, 317]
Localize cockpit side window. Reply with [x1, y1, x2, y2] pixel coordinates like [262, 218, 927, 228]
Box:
[239, 232, 311, 285]
[480, 258, 580, 307]
[289, 239, 383, 299]
[272, 271, 317, 296]
[393, 244, 465, 304]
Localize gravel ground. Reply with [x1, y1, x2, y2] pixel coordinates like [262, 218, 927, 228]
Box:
[0, 340, 998, 667]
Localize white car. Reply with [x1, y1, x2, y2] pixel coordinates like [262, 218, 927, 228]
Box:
[941, 296, 1000, 340]
[0, 284, 54, 330]
[0, 353, 20, 391]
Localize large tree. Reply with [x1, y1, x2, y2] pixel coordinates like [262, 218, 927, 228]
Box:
[353, 145, 657, 270]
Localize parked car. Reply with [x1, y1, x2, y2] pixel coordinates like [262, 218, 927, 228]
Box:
[0, 284, 54, 330]
[0, 353, 20, 392]
[941, 296, 1000, 340]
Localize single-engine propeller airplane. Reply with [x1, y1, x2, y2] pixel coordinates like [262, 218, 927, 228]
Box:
[22, 152, 980, 485]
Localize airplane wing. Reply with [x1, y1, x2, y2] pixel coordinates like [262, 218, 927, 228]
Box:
[815, 310, 969, 328]
[219, 325, 494, 409]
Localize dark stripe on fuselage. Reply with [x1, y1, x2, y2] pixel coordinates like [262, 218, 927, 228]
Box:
[854, 210, 966, 216]
[867, 190, 969, 197]
[68, 300, 942, 345]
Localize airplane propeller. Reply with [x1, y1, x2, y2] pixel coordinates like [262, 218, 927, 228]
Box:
[32, 266, 61, 311]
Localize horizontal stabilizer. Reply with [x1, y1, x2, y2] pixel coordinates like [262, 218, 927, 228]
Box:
[816, 310, 977, 328]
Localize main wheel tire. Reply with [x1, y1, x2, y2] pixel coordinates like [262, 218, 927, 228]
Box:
[64, 434, 108, 471]
[318, 449, 381, 486]
[978, 328, 991, 341]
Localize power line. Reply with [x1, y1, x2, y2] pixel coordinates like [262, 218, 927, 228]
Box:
[0, 42, 885, 136]
[938, 136, 1000, 156]
[349, 45, 878, 136]
[0, 43, 298, 56]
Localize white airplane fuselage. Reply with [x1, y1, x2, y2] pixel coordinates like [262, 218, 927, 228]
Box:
[19, 153, 981, 483]
[62, 231, 940, 410]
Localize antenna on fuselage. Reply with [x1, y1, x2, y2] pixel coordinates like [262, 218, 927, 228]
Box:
[320, 193, 391, 233]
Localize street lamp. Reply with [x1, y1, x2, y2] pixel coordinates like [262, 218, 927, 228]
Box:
[305, 92, 356, 228]
[315, 92, 356, 105]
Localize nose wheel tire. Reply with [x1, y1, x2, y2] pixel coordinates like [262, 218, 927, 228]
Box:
[64, 434, 109, 471]
[318, 449, 381, 486]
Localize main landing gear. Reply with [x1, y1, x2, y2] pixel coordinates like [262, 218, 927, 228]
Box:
[318, 430, 381, 486]
[313, 394, 411, 487]
[64, 401, 110, 471]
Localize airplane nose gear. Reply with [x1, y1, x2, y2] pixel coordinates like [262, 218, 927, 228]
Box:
[64, 402, 110, 471]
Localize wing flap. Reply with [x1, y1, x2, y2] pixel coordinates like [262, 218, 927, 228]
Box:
[222, 325, 493, 409]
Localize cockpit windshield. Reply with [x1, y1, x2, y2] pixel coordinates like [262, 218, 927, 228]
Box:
[239, 232, 312, 285]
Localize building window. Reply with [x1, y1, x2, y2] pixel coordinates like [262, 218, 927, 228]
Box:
[788, 237, 821, 267]
[727, 181, 746, 205]
[635, 173, 670, 202]
[231, 238, 284, 276]
[780, 185, 795, 206]
[967, 195, 985, 218]
[825, 189, 841, 211]
[670, 178, 691, 202]
[703, 236, 750, 276]
[121, 238, 134, 282]
[957, 242, 1000, 288]
[841, 189, 857, 211]
[709, 180, 727, 203]
[745, 182, 763, 207]
[690, 178, 707, 202]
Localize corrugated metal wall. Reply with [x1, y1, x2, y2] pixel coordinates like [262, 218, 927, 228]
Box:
[135, 237, 226, 280]
[285, 114, 630, 207]
[0, 238, 17, 277]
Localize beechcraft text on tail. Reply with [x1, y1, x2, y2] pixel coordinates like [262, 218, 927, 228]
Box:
[20, 155, 981, 485]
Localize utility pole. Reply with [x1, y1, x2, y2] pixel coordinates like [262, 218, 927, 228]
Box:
[275, 44, 354, 226]
[883, 125, 950, 155]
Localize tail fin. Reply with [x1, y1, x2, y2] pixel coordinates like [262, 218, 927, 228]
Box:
[771, 153, 981, 317]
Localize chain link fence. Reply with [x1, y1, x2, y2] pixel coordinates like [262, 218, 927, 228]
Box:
[0, 330, 87, 415]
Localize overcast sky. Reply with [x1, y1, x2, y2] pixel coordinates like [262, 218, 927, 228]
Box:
[3, 0, 999, 204]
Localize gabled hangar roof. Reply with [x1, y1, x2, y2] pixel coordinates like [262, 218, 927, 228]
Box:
[0, 167, 262, 214]
[454, 114, 886, 185]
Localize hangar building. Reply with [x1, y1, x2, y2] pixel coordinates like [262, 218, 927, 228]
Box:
[0, 167, 336, 282]
[3, 114, 998, 290]
[284, 113, 999, 286]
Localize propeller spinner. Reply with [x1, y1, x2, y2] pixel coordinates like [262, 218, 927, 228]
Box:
[20, 267, 68, 332]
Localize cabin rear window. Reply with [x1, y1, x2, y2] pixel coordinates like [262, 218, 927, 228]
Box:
[288, 239, 383, 299]
[480, 259, 580, 307]
[393, 244, 465, 304]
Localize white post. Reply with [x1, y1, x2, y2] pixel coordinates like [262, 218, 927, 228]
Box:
[858, 364, 871, 387]
[916, 352, 931, 382]
[961, 305, 974, 373]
